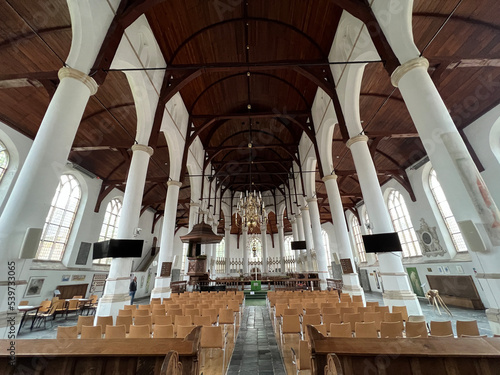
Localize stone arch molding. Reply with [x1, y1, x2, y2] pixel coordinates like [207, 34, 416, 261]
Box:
[66, 0, 120, 74]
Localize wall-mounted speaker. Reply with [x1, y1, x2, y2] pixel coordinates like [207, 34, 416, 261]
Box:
[457, 220, 488, 253]
[19, 228, 43, 259]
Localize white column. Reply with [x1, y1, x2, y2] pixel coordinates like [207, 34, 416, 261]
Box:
[307, 198, 329, 290]
[323, 175, 365, 301]
[261, 225, 268, 274]
[96, 144, 153, 316]
[151, 181, 182, 299]
[242, 229, 248, 274]
[0, 68, 98, 258]
[301, 207, 314, 271]
[295, 213, 305, 271]
[290, 217, 299, 271]
[392, 58, 500, 331]
[224, 225, 231, 275]
[347, 135, 422, 315]
[277, 222, 286, 274]
[0, 68, 98, 338]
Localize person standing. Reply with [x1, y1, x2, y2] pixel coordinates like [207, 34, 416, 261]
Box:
[129, 276, 137, 305]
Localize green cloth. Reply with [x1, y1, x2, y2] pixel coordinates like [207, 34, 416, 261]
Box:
[251, 280, 261, 291]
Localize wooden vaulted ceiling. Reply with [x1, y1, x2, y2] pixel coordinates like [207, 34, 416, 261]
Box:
[1, 0, 500, 236]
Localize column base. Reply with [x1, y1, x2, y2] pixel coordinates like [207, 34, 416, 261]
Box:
[341, 274, 365, 303]
[486, 308, 500, 335]
[383, 290, 422, 316]
[151, 276, 171, 300]
[95, 292, 130, 317]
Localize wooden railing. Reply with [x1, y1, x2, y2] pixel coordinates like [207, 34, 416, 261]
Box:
[0, 326, 201, 375]
[307, 325, 500, 375]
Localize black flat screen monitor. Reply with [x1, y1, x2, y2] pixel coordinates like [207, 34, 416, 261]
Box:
[92, 239, 144, 259]
[291, 240, 307, 250]
[362, 233, 402, 253]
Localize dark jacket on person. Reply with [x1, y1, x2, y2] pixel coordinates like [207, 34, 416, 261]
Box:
[129, 280, 137, 292]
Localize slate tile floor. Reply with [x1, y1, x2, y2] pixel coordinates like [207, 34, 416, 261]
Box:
[227, 305, 286, 375]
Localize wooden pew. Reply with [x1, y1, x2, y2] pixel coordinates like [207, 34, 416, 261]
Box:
[307, 325, 500, 375]
[0, 326, 201, 375]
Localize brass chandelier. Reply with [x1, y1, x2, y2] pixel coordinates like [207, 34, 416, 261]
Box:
[236, 190, 266, 229]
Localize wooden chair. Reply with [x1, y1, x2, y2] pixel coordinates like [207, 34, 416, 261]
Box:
[302, 314, 322, 328]
[185, 308, 200, 319]
[139, 304, 151, 311]
[128, 324, 151, 338]
[105, 325, 126, 339]
[116, 315, 132, 333]
[56, 325, 78, 339]
[322, 307, 338, 316]
[280, 315, 302, 347]
[118, 309, 133, 317]
[193, 315, 212, 326]
[430, 321, 454, 337]
[154, 324, 174, 338]
[96, 316, 114, 334]
[380, 321, 403, 338]
[76, 315, 94, 335]
[37, 300, 52, 313]
[167, 308, 184, 319]
[350, 302, 364, 313]
[456, 320, 481, 337]
[155, 315, 173, 326]
[134, 309, 150, 317]
[305, 307, 321, 315]
[218, 309, 235, 330]
[355, 322, 378, 338]
[177, 325, 196, 338]
[392, 306, 409, 321]
[352, 295, 363, 303]
[357, 306, 374, 320]
[384, 312, 404, 331]
[151, 297, 162, 305]
[340, 307, 355, 321]
[81, 325, 102, 339]
[408, 315, 426, 322]
[152, 309, 166, 324]
[343, 313, 362, 331]
[19, 300, 29, 306]
[201, 326, 227, 372]
[202, 308, 218, 325]
[124, 305, 137, 311]
[366, 301, 379, 309]
[65, 299, 81, 318]
[291, 340, 311, 374]
[405, 321, 429, 338]
[135, 315, 153, 333]
[374, 306, 389, 315]
[305, 302, 319, 309]
[72, 295, 83, 299]
[330, 322, 352, 338]
[322, 314, 341, 335]
[34, 304, 58, 329]
[283, 308, 300, 316]
[340, 294, 351, 304]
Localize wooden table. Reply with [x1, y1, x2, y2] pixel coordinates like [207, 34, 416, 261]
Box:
[17, 305, 41, 332]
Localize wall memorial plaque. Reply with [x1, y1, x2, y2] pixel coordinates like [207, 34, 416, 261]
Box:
[340, 258, 354, 274]
[160, 262, 172, 277]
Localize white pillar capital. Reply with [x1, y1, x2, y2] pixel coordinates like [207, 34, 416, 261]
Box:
[190, 202, 200, 207]
[346, 134, 369, 149]
[322, 173, 338, 182]
[306, 197, 317, 204]
[167, 180, 182, 187]
[391, 57, 429, 88]
[289, 218, 296, 224]
[131, 144, 154, 157]
[300, 206, 309, 211]
[58, 67, 98, 95]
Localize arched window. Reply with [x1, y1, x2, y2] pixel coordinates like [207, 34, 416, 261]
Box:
[94, 198, 122, 265]
[37, 174, 81, 261]
[216, 238, 226, 258]
[351, 216, 367, 263]
[387, 190, 422, 257]
[284, 235, 294, 257]
[248, 234, 262, 259]
[0, 139, 9, 182]
[429, 169, 468, 252]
